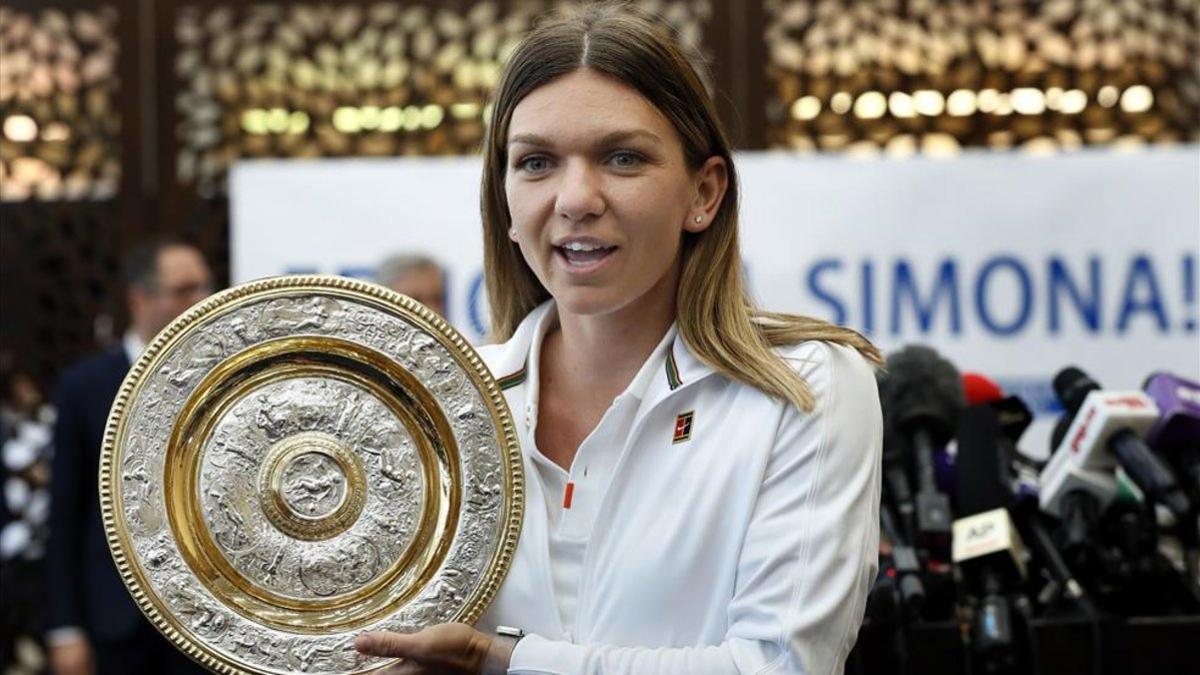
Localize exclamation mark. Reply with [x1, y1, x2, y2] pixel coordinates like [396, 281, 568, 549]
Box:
[1184, 254, 1197, 333]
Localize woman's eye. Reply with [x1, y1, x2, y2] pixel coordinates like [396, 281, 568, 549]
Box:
[609, 151, 644, 169]
[517, 156, 551, 173]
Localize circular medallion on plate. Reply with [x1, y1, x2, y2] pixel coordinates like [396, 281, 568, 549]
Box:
[99, 275, 523, 674]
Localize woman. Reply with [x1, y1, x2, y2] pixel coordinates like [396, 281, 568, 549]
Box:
[356, 4, 883, 674]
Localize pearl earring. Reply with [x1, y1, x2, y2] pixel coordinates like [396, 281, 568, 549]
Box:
[508, 227, 517, 239]
[693, 215, 703, 224]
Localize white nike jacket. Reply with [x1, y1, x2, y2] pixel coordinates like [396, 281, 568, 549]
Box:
[475, 301, 883, 675]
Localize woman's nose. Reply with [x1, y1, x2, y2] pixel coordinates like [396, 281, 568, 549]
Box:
[554, 160, 605, 223]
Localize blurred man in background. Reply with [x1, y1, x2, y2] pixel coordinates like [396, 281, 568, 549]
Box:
[46, 238, 212, 675]
[377, 253, 447, 318]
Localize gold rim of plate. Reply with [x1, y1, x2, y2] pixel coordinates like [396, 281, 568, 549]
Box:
[98, 275, 524, 675]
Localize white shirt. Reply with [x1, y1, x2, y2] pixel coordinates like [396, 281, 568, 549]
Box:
[522, 305, 678, 637]
[476, 301, 883, 675]
[123, 331, 146, 364]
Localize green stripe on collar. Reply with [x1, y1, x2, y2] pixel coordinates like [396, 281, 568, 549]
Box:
[665, 342, 683, 390]
[497, 359, 528, 391]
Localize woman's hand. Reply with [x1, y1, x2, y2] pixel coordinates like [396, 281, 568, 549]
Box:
[355, 623, 493, 675]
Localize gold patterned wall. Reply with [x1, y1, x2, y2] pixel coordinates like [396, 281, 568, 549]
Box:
[172, 1, 712, 197]
[0, 5, 121, 201]
[764, 0, 1200, 156]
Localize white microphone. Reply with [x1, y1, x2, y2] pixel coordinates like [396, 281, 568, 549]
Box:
[1039, 389, 1159, 518]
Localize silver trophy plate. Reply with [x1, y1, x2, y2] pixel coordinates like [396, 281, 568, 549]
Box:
[99, 275, 523, 674]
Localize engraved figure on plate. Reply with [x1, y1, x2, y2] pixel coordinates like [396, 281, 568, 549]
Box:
[281, 452, 346, 517]
[258, 297, 344, 335]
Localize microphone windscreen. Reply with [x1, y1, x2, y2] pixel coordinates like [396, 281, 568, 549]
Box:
[878, 345, 965, 445]
[963, 372, 1005, 405]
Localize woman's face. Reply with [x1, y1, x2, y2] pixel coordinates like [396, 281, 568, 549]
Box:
[504, 68, 724, 320]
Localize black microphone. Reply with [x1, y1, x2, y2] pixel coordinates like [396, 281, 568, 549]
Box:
[1094, 497, 1200, 615]
[953, 403, 1028, 672]
[878, 345, 964, 559]
[1049, 367, 1101, 450]
[881, 501, 926, 618]
[963, 371, 1033, 446]
[961, 375, 1104, 674]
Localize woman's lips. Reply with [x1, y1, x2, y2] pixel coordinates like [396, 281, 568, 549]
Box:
[554, 245, 617, 274]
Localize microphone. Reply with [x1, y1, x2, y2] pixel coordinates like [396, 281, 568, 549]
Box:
[953, 508, 1026, 661]
[878, 346, 965, 558]
[1038, 370, 1116, 572]
[1048, 368, 1192, 522]
[964, 371, 1034, 449]
[1142, 372, 1200, 584]
[953, 403, 1028, 671]
[881, 501, 926, 618]
[1095, 496, 1200, 614]
[958, 376, 1096, 610]
[1049, 367, 1100, 451]
[962, 375, 1104, 673]
[963, 372, 1005, 406]
[865, 561, 902, 625]
[1143, 372, 1200, 498]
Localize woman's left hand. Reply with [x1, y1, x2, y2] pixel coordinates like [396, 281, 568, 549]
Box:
[354, 623, 493, 675]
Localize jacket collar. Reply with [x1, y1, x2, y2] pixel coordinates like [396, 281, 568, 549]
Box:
[492, 301, 554, 392]
[665, 329, 713, 391]
[491, 300, 718, 396]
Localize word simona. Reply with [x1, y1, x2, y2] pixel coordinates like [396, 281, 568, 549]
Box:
[806, 253, 1197, 338]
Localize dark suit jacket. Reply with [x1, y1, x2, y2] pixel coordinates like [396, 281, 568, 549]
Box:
[47, 346, 143, 642]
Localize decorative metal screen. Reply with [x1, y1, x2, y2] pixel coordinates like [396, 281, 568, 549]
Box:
[0, 4, 121, 201]
[171, 0, 712, 197]
[764, 0, 1200, 155]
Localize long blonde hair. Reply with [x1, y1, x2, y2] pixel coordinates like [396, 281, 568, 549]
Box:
[480, 3, 881, 411]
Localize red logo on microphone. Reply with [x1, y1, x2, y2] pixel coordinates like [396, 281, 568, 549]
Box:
[1070, 408, 1097, 454]
[1103, 395, 1148, 409]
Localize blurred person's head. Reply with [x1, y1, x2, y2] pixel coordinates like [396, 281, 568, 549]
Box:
[480, 3, 733, 341]
[0, 368, 41, 416]
[123, 238, 213, 343]
[377, 253, 447, 317]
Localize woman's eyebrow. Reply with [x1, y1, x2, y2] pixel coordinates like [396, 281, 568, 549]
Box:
[507, 129, 664, 148]
[594, 129, 664, 147]
[508, 133, 552, 148]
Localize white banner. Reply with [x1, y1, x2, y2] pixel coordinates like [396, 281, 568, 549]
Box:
[231, 147, 1200, 456]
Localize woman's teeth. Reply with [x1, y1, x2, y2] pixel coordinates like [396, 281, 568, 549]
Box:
[558, 243, 614, 265]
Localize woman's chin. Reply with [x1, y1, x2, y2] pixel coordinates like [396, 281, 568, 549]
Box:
[549, 287, 626, 318]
